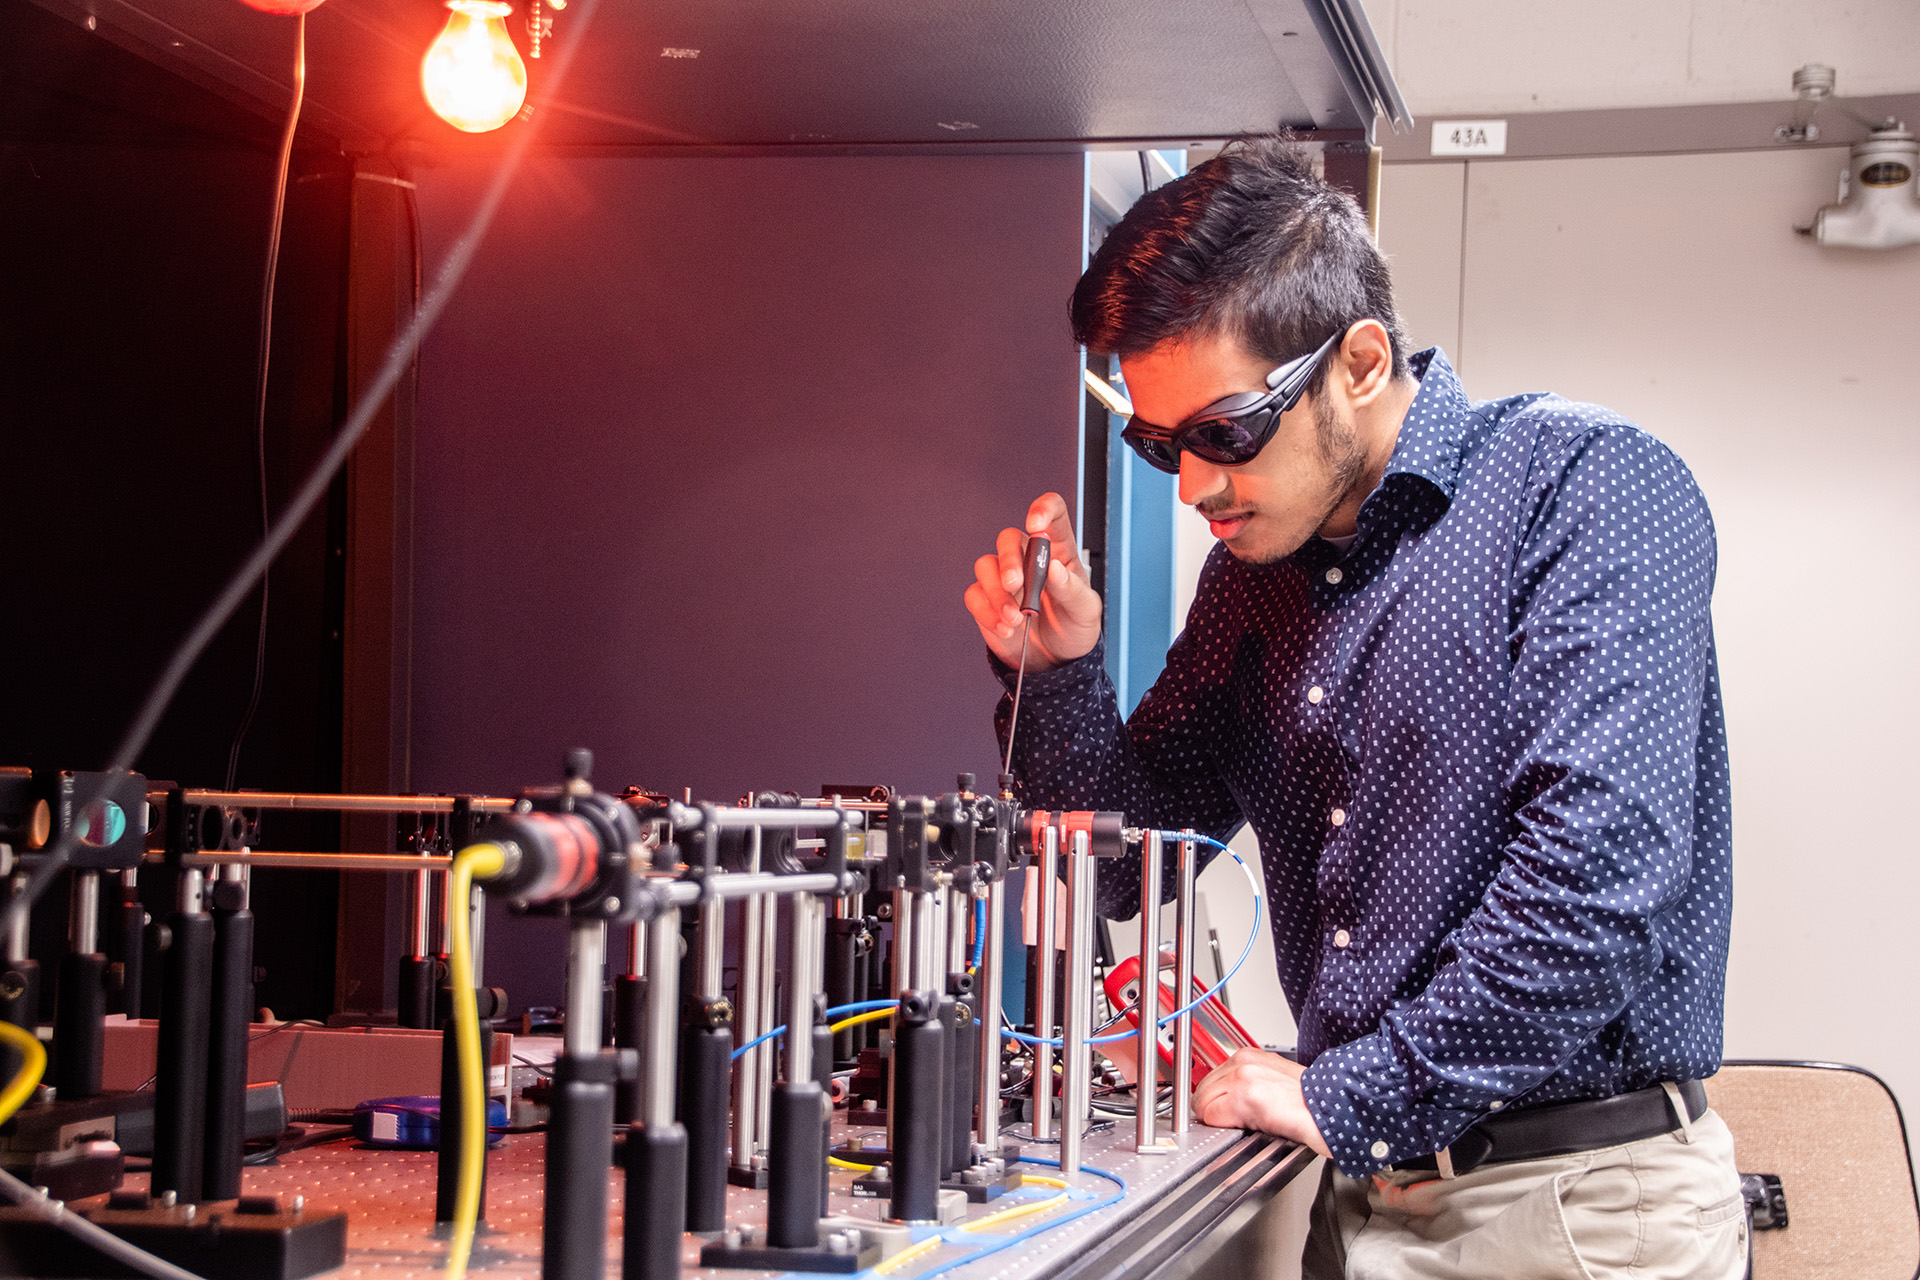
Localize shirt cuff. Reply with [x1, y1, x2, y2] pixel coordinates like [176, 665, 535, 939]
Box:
[987, 636, 1109, 696]
[1299, 1037, 1475, 1178]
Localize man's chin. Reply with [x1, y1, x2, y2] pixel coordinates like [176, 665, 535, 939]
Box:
[1219, 526, 1306, 566]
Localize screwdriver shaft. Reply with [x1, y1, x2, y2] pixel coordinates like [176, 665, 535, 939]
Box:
[1004, 621, 1032, 777]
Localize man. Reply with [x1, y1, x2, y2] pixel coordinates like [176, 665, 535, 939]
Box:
[963, 136, 1742, 1279]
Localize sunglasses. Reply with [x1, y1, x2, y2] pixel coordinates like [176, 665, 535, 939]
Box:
[1118, 328, 1346, 475]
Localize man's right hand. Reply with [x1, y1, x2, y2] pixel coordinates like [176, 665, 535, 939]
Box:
[965, 492, 1104, 673]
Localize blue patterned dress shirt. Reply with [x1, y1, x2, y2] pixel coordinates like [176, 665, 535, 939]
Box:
[996, 348, 1732, 1178]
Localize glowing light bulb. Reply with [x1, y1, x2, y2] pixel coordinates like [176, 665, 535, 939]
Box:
[422, 0, 527, 134]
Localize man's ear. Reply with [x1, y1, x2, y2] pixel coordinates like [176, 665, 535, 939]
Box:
[1339, 319, 1396, 406]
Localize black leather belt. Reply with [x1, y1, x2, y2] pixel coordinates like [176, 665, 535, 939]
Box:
[1394, 1080, 1708, 1178]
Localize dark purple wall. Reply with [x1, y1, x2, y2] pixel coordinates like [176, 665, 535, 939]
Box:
[410, 153, 1085, 1007]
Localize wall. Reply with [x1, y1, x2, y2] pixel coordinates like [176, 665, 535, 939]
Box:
[410, 153, 1086, 1010]
[1358, 0, 1920, 114]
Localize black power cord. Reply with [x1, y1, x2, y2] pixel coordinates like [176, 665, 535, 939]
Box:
[223, 13, 307, 792]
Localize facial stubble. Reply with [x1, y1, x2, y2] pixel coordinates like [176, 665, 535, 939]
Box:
[1219, 392, 1370, 567]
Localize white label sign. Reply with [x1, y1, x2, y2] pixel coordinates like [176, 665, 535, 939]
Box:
[1431, 120, 1508, 157]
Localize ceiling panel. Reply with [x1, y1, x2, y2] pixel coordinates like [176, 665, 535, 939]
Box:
[22, 0, 1407, 153]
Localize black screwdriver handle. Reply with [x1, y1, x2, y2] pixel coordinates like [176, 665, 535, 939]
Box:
[1020, 536, 1050, 615]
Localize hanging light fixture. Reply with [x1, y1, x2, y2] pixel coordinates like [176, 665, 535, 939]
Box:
[422, 0, 528, 134]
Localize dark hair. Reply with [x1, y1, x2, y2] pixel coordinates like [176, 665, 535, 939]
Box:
[1070, 135, 1410, 387]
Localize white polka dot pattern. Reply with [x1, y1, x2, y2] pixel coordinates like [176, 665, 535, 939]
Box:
[992, 349, 1732, 1179]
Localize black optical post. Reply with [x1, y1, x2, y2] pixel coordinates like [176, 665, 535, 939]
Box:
[543, 921, 621, 1280]
[0, 871, 40, 1087]
[152, 868, 213, 1201]
[202, 869, 254, 1200]
[703, 811, 880, 1273]
[625, 896, 687, 1280]
[612, 923, 646, 1125]
[889, 799, 945, 1225]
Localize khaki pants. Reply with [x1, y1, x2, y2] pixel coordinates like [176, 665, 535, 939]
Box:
[1302, 1109, 1748, 1280]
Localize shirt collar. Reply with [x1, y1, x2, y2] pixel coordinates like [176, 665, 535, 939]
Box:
[1380, 347, 1475, 502]
[1290, 347, 1473, 570]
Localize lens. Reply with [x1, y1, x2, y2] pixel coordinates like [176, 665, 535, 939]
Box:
[1187, 411, 1273, 465]
[1122, 430, 1182, 474]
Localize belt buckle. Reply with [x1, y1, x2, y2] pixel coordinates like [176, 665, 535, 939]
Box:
[1434, 1127, 1494, 1178]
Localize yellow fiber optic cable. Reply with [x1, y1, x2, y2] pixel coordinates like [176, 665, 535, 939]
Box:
[827, 1006, 894, 1035]
[444, 841, 506, 1280]
[0, 1021, 46, 1127]
[870, 1173, 1077, 1274]
[874, 1233, 945, 1275]
[961, 1176, 1071, 1233]
[829, 1155, 877, 1171]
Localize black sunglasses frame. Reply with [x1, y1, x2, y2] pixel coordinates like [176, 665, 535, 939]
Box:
[1117, 327, 1347, 475]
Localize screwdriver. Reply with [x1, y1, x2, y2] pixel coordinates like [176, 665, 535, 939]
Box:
[1002, 533, 1051, 779]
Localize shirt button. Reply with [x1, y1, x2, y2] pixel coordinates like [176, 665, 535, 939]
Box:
[1370, 1139, 1389, 1160]
[1307, 686, 1325, 704]
[1330, 808, 1346, 827]
[1333, 929, 1351, 949]
[1325, 567, 1343, 585]
[1489, 1101, 1505, 1111]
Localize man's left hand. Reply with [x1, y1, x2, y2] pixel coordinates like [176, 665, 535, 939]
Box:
[1191, 1048, 1331, 1158]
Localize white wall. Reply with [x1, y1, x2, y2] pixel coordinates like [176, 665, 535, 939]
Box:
[1378, 146, 1920, 1124]
[1358, 0, 1920, 114]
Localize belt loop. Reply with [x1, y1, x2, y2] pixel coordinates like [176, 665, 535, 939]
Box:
[1660, 1081, 1694, 1144]
[1435, 1146, 1457, 1180]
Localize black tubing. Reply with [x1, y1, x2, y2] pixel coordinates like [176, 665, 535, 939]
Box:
[890, 992, 944, 1223]
[545, 1052, 617, 1280]
[611, 973, 645, 1125]
[623, 1122, 687, 1280]
[202, 900, 253, 1200]
[679, 1017, 732, 1232]
[52, 951, 106, 1100]
[398, 955, 435, 1029]
[152, 909, 213, 1200]
[765, 1083, 827, 1249]
[435, 1014, 494, 1222]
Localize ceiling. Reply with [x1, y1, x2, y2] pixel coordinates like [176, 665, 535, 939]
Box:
[17, 0, 1409, 156]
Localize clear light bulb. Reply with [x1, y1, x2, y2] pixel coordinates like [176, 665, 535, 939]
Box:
[421, 0, 527, 134]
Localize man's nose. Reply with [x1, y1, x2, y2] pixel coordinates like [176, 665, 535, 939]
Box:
[1178, 453, 1229, 507]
